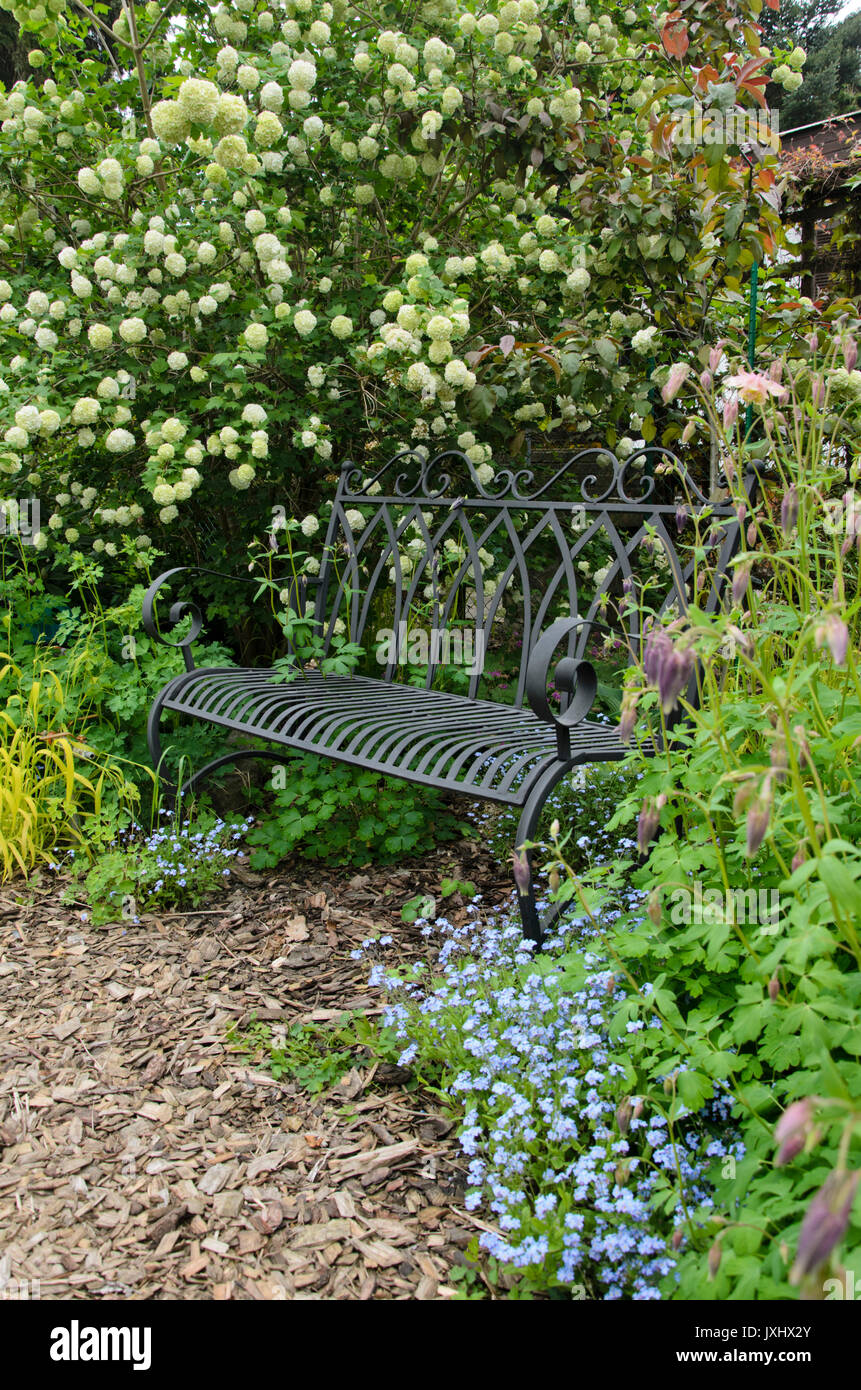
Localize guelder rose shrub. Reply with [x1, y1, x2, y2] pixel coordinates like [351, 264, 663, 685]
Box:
[0, 0, 799, 586]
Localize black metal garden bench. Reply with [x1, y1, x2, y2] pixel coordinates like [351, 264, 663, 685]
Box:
[142, 445, 745, 942]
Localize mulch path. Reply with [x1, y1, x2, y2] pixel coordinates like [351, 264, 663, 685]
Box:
[0, 837, 514, 1301]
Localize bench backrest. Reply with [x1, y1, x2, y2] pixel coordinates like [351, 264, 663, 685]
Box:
[313, 444, 748, 708]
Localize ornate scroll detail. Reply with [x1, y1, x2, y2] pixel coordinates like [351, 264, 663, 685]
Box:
[339, 444, 717, 508]
[525, 617, 603, 759]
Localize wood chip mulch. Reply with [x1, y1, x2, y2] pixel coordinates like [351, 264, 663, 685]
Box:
[0, 840, 514, 1301]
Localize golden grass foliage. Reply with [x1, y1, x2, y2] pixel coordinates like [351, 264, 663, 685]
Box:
[0, 656, 143, 881]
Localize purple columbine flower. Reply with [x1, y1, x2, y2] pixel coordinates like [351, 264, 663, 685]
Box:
[618, 695, 638, 743]
[791, 1170, 860, 1284]
[815, 614, 850, 667]
[775, 1098, 814, 1167]
[745, 786, 771, 858]
[732, 560, 752, 606]
[511, 848, 531, 897]
[658, 645, 695, 715]
[781, 484, 799, 536]
[637, 798, 660, 856]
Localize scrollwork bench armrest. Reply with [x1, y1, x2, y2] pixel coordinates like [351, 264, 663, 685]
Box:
[525, 617, 609, 759]
[142, 566, 317, 672]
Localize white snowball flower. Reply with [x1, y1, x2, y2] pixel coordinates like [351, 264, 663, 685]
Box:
[105, 428, 135, 452]
[260, 81, 284, 111]
[161, 417, 187, 443]
[26, 291, 49, 317]
[167, 351, 188, 370]
[566, 268, 591, 294]
[300, 514, 320, 537]
[14, 405, 41, 432]
[288, 58, 317, 91]
[330, 315, 352, 339]
[151, 99, 190, 144]
[426, 314, 453, 340]
[177, 78, 220, 125]
[77, 167, 101, 195]
[294, 309, 317, 337]
[241, 403, 267, 425]
[39, 410, 61, 435]
[244, 322, 269, 349]
[71, 397, 101, 424]
[118, 317, 147, 343]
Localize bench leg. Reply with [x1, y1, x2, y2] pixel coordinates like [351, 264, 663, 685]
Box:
[514, 759, 586, 947]
[146, 688, 176, 796]
[147, 693, 297, 802]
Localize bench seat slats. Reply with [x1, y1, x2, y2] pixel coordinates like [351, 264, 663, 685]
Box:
[159, 667, 626, 805]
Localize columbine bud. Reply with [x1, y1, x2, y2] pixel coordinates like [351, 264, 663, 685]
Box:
[632, 1099, 644, 1120]
[790, 1170, 860, 1284]
[747, 520, 757, 547]
[708, 1241, 722, 1279]
[637, 798, 660, 856]
[614, 1159, 632, 1186]
[723, 396, 739, 430]
[792, 842, 807, 872]
[550, 818, 560, 840]
[775, 1098, 814, 1167]
[616, 1099, 633, 1135]
[810, 374, 825, 407]
[770, 732, 788, 783]
[781, 483, 799, 536]
[676, 503, 688, 533]
[745, 777, 772, 858]
[732, 560, 752, 606]
[618, 693, 638, 743]
[672, 1227, 684, 1250]
[658, 645, 696, 715]
[793, 724, 812, 767]
[662, 362, 690, 404]
[845, 336, 857, 372]
[548, 865, 560, 894]
[768, 973, 780, 1001]
[709, 342, 726, 373]
[825, 614, 849, 667]
[647, 890, 661, 926]
[511, 848, 531, 897]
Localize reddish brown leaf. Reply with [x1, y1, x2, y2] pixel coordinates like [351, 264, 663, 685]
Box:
[661, 20, 689, 59]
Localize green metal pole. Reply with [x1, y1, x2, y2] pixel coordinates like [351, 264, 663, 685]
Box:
[744, 259, 759, 439]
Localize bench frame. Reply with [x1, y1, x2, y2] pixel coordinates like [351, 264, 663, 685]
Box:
[143, 444, 750, 942]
